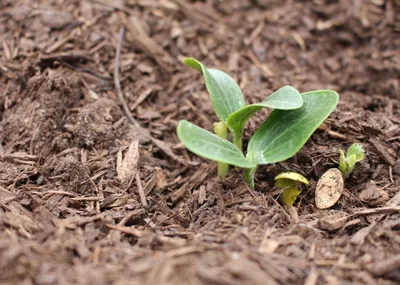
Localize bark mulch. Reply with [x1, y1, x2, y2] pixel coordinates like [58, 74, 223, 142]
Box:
[1, 0, 400, 284]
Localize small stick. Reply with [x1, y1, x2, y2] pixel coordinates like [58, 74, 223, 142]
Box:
[105, 223, 144, 238]
[136, 172, 148, 208]
[114, 26, 191, 166]
[85, 172, 101, 213]
[71, 197, 103, 201]
[114, 26, 140, 128]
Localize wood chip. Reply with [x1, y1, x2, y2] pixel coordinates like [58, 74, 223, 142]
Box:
[284, 205, 300, 223]
[117, 140, 139, 186]
[40, 10, 76, 29]
[317, 212, 349, 231]
[39, 50, 92, 65]
[123, 15, 174, 73]
[3, 152, 38, 163]
[318, 123, 347, 140]
[359, 180, 389, 205]
[369, 138, 396, 165]
[304, 267, 319, 285]
[198, 185, 206, 204]
[315, 168, 344, 209]
[0, 186, 14, 203]
[106, 223, 144, 238]
[350, 222, 376, 246]
[368, 255, 400, 276]
[352, 206, 400, 218]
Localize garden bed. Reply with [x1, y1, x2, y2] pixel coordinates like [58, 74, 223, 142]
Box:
[1, 0, 400, 284]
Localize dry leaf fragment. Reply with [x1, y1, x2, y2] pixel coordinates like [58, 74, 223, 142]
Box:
[315, 168, 344, 209]
[117, 140, 139, 186]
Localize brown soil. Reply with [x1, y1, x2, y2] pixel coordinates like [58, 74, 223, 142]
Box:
[1, 1, 400, 284]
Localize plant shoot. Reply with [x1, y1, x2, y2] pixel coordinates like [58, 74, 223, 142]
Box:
[177, 58, 339, 188]
[338, 143, 365, 178]
[275, 172, 310, 206]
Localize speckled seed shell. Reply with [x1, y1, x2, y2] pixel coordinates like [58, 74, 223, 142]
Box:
[315, 168, 344, 209]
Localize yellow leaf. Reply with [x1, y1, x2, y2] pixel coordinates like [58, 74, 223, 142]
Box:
[280, 186, 302, 206]
[274, 172, 310, 186]
[275, 172, 310, 206]
[275, 178, 294, 188]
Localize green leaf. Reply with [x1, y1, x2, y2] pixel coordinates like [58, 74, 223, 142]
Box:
[346, 143, 364, 162]
[226, 86, 303, 141]
[258, 85, 303, 110]
[184, 58, 245, 122]
[177, 120, 256, 168]
[247, 90, 339, 164]
[346, 154, 357, 174]
[338, 149, 348, 176]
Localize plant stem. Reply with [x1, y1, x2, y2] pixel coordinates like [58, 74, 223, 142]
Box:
[232, 133, 242, 151]
[213, 122, 229, 177]
[243, 167, 256, 189]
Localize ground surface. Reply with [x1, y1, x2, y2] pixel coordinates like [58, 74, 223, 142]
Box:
[1, 0, 400, 284]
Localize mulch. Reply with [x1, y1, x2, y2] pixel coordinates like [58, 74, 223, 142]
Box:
[1, 0, 400, 284]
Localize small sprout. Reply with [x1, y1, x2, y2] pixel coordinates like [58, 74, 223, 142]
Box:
[183, 58, 303, 150]
[338, 143, 365, 178]
[315, 168, 344, 209]
[275, 172, 310, 206]
[178, 58, 339, 188]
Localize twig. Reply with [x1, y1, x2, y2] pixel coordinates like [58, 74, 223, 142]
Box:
[105, 223, 144, 238]
[44, 190, 77, 197]
[62, 61, 112, 81]
[245, 49, 274, 78]
[369, 138, 396, 166]
[122, 15, 174, 73]
[71, 196, 103, 201]
[85, 172, 101, 213]
[114, 26, 140, 128]
[351, 206, 400, 218]
[114, 26, 194, 167]
[136, 173, 148, 208]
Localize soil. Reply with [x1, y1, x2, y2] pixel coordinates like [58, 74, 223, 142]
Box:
[1, 0, 400, 284]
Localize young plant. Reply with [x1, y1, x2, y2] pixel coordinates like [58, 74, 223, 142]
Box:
[183, 58, 304, 150]
[338, 143, 364, 178]
[183, 58, 304, 177]
[274, 172, 310, 206]
[178, 58, 339, 188]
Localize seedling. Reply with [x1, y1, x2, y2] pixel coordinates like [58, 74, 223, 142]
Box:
[177, 58, 339, 188]
[183, 58, 304, 150]
[338, 143, 364, 178]
[183, 58, 304, 177]
[275, 172, 310, 206]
